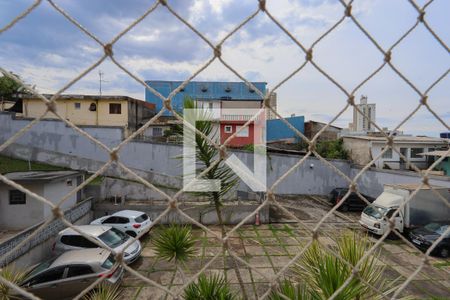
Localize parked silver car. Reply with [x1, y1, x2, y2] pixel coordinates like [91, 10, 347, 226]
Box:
[54, 225, 142, 264]
[19, 249, 123, 300]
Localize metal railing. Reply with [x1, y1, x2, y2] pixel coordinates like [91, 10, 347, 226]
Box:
[0, 0, 449, 299]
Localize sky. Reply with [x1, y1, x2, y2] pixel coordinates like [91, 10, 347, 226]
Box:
[0, 0, 449, 137]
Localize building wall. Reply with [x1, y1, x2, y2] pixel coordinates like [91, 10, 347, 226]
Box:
[343, 137, 445, 169]
[0, 183, 44, 230]
[304, 121, 341, 141]
[353, 102, 376, 132]
[220, 123, 255, 147]
[342, 138, 373, 166]
[267, 116, 305, 142]
[145, 81, 266, 115]
[370, 142, 442, 169]
[23, 98, 129, 127]
[42, 177, 79, 220]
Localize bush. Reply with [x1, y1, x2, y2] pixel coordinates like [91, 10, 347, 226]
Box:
[315, 139, 348, 160]
[184, 274, 236, 300]
[153, 224, 196, 265]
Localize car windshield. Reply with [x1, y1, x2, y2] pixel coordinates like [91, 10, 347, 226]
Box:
[424, 223, 448, 235]
[363, 205, 388, 219]
[98, 228, 128, 248]
[26, 257, 58, 279]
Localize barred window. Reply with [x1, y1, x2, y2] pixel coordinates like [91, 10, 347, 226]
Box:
[9, 190, 26, 205]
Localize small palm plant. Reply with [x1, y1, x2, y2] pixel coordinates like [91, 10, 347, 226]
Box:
[184, 273, 236, 300]
[153, 224, 196, 283]
[83, 284, 121, 300]
[291, 232, 398, 300]
[269, 280, 313, 300]
[0, 266, 28, 300]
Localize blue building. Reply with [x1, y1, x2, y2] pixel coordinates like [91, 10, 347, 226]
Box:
[145, 80, 266, 114]
[267, 116, 305, 142]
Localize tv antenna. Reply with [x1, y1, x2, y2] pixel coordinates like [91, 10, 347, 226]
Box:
[99, 70, 106, 96]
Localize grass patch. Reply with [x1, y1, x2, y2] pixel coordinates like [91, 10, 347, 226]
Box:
[433, 260, 450, 269]
[0, 154, 67, 174]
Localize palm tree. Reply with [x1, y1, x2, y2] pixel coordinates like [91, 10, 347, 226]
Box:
[152, 224, 197, 283]
[288, 232, 399, 300]
[175, 98, 247, 299]
[184, 273, 237, 300]
[0, 265, 28, 300]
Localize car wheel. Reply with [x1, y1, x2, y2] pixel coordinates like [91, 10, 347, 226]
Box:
[126, 231, 137, 237]
[439, 247, 449, 258]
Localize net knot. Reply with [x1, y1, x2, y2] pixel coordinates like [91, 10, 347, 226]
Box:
[345, 4, 352, 17]
[52, 207, 63, 219]
[347, 95, 355, 106]
[164, 98, 172, 111]
[305, 48, 313, 61]
[214, 45, 222, 58]
[384, 51, 391, 63]
[420, 95, 428, 105]
[259, 0, 266, 11]
[110, 150, 119, 162]
[104, 43, 113, 57]
[418, 10, 425, 22]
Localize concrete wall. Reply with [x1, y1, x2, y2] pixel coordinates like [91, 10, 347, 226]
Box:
[0, 183, 44, 230]
[10, 212, 93, 269]
[351, 166, 450, 198]
[94, 202, 269, 225]
[2, 112, 449, 200]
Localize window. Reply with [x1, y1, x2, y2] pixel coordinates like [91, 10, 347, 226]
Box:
[66, 265, 94, 278]
[410, 148, 424, 158]
[381, 148, 392, 159]
[236, 126, 249, 137]
[135, 214, 149, 223]
[60, 235, 98, 248]
[208, 102, 213, 109]
[116, 217, 129, 224]
[9, 190, 26, 205]
[74, 103, 81, 110]
[109, 103, 121, 114]
[224, 125, 233, 133]
[89, 103, 97, 111]
[102, 216, 118, 224]
[28, 267, 65, 286]
[153, 127, 163, 136]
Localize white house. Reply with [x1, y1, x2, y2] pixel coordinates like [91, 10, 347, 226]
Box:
[342, 135, 449, 170]
[0, 171, 83, 230]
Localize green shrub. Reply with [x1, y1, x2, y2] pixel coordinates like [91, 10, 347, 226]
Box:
[184, 274, 236, 300]
[153, 224, 196, 265]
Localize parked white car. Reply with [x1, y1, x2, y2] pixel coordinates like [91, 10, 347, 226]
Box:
[90, 210, 152, 238]
[54, 225, 142, 264]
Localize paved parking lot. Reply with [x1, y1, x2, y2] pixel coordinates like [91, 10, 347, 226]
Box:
[121, 197, 449, 299]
